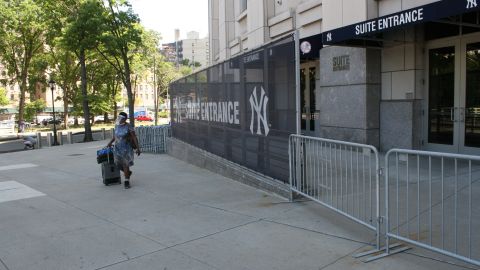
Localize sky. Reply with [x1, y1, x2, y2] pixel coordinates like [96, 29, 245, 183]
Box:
[130, 0, 209, 44]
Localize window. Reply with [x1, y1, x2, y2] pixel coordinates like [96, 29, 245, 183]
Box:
[240, 0, 247, 12]
[10, 94, 14, 101]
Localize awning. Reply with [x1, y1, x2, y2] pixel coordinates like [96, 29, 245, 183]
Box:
[0, 108, 18, 114]
[43, 107, 73, 113]
[323, 0, 480, 45]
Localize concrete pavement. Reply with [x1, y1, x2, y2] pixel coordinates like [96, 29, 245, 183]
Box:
[0, 140, 477, 270]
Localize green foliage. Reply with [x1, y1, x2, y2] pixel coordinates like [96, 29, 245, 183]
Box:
[0, 0, 49, 122]
[179, 66, 193, 77]
[0, 87, 9, 106]
[86, 53, 122, 117]
[62, 0, 106, 54]
[158, 110, 169, 118]
[181, 59, 201, 68]
[24, 99, 46, 122]
[87, 0, 144, 126]
[0, 0, 178, 129]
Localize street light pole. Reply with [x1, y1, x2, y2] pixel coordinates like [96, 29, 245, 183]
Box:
[49, 79, 58, 146]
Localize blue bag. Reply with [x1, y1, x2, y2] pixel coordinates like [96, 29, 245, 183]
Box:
[97, 147, 114, 164]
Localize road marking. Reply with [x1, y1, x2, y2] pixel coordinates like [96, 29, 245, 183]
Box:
[0, 181, 45, 203]
[0, 163, 38, 171]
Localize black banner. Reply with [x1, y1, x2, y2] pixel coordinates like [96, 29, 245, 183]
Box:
[170, 35, 296, 183]
[323, 0, 480, 45]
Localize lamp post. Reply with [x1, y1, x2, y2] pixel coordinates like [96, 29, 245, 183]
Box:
[49, 79, 58, 146]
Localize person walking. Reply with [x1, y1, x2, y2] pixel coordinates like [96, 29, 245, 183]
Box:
[107, 112, 141, 189]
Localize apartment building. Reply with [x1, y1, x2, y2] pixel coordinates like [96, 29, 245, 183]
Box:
[181, 31, 210, 68]
[161, 31, 210, 70]
[208, 0, 480, 155]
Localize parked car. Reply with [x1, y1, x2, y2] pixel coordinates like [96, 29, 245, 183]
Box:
[135, 115, 153, 122]
[42, 118, 62, 125]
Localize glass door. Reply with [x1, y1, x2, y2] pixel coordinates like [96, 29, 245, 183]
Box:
[460, 38, 480, 154]
[426, 42, 460, 152]
[425, 33, 480, 155]
[300, 63, 317, 136]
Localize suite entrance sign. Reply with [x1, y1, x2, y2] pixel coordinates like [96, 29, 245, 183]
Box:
[170, 35, 296, 183]
[323, 0, 480, 45]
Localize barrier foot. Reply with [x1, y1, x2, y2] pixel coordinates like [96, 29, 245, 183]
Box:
[353, 243, 402, 258]
[354, 243, 410, 263]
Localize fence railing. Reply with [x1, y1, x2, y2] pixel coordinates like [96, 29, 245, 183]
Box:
[135, 125, 171, 154]
[385, 149, 480, 267]
[289, 134, 381, 250]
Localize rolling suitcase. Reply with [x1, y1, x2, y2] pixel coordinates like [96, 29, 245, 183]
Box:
[101, 152, 121, 186]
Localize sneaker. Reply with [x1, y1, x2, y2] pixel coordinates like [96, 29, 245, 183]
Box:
[124, 180, 131, 189]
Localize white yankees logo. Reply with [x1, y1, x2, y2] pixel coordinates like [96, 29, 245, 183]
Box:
[467, 0, 477, 9]
[326, 33, 332, 42]
[249, 87, 270, 136]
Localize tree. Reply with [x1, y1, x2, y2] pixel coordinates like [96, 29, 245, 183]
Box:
[181, 58, 201, 68]
[154, 60, 180, 119]
[97, 0, 143, 126]
[48, 46, 80, 129]
[86, 53, 121, 125]
[0, 87, 9, 106]
[0, 0, 48, 132]
[62, 0, 106, 141]
[24, 99, 46, 123]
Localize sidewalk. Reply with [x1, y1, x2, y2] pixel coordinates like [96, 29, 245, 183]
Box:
[0, 141, 476, 270]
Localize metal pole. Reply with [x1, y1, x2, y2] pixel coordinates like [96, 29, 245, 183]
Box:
[294, 30, 300, 135]
[51, 86, 58, 146]
[36, 132, 42, 148]
[154, 54, 158, 126]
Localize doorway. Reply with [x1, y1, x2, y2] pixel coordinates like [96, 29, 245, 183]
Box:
[425, 33, 480, 154]
[300, 62, 318, 136]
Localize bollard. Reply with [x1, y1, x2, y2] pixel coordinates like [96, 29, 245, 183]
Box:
[102, 128, 106, 140]
[68, 132, 73, 144]
[110, 128, 115, 139]
[36, 132, 42, 149]
[46, 133, 52, 147]
[57, 131, 63, 145]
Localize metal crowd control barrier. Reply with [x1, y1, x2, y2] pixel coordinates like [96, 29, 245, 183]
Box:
[289, 135, 381, 250]
[384, 149, 480, 267]
[135, 125, 170, 154]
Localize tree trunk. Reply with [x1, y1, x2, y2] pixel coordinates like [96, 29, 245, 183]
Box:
[17, 69, 28, 133]
[63, 89, 69, 130]
[122, 53, 135, 127]
[80, 49, 93, 142]
[113, 100, 118, 123]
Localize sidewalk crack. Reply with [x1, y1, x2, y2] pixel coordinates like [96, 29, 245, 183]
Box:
[262, 219, 373, 246]
[94, 220, 260, 270]
[0, 257, 10, 270]
[192, 202, 258, 219]
[166, 219, 261, 250]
